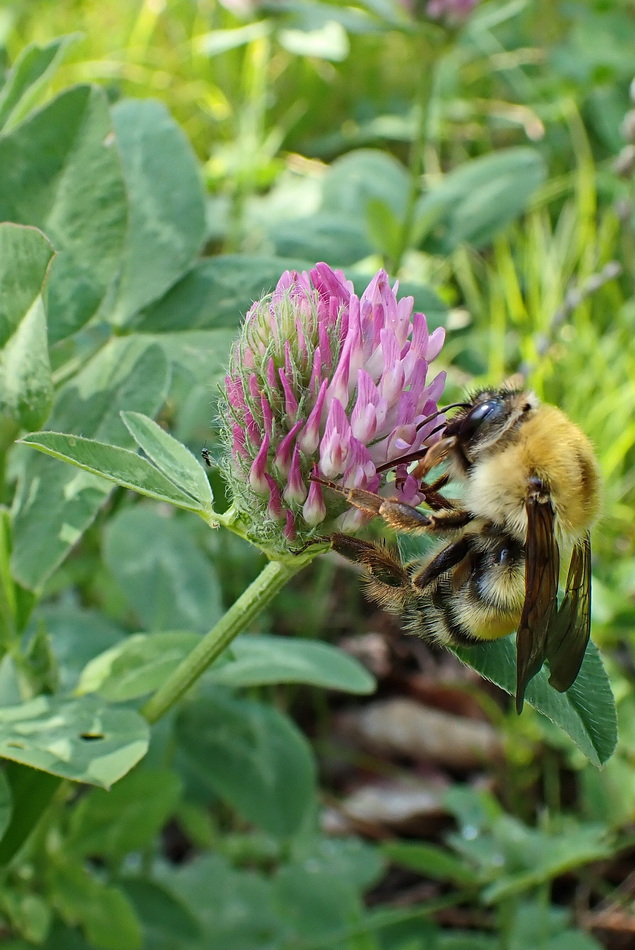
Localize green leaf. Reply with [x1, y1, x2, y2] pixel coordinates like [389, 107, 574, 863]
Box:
[76, 632, 200, 702]
[11, 338, 170, 590]
[0, 763, 60, 865]
[269, 212, 371, 265]
[39, 604, 125, 693]
[0, 35, 80, 131]
[273, 862, 367, 945]
[103, 508, 223, 631]
[121, 411, 213, 508]
[51, 861, 142, 950]
[42, 922, 94, 950]
[209, 634, 376, 693]
[0, 223, 54, 428]
[279, 20, 350, 61]
[145, 328, 236, 443]
[383, 841, 482, 887]
[0, 695, 149, 788]
[18, 432, 204, 511]
[157, 853, 282, 950]
[366, 196, 403, 261]
[195, 21, 273, 56]
[482, 823, 612, 904]
[0, 889, 51, 944]
[133, 256, 317, 332]
[80, 631, 375, 701]
[0, 225, 53, 348]
[109, 99, 206, 326]
[322, 148, 409, 221]
[177, 690, 316, 838]
[120, 879, 201, 950]
[0, 769, 12, 841]
[417, 148, 547, 253]
[0, 85, 128, 342]
[453, 638, 617, 767]
[67, 769, 182, 859]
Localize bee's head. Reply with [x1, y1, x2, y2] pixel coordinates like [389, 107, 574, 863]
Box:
[444, 388, 538, 462]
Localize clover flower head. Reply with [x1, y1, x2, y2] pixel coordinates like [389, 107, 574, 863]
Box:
[219, 263, 446, 551]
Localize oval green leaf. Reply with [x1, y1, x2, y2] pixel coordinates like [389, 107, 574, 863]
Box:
[208, 634, 376, 694]
[0, 696, 149, 788]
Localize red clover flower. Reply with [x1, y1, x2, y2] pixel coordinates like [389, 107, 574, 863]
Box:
[219, 263, 446, 552]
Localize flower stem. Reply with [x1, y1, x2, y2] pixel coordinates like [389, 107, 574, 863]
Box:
[141, 557, 307, 724]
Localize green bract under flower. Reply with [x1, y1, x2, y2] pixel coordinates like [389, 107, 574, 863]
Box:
[219, 263, 446, 551]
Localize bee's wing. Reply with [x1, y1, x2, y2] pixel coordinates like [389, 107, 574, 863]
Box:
[545, 533, 591, 692]
[515, 495, 559, 713]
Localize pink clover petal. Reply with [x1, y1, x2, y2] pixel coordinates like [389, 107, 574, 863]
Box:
[248, 433, 270, 494]
[379, 364, 406, 407]
[283, 511, 296, 541]
[405, 359, 429, 402]
[426, 326, 446, 362]
[350, 401, 378, 444]
[399, 473, 424, 506]
[244, 408, 261, 446]
[340, 437, 376, 489]
[273, 419, 304, 477]
[265, 473, 284, 520]
[318, 323, 332, 371]
[260, 395, 274, 437]
[284, 340, 293, 379]
[303, 479, 327, 526]
[336, 508, 371, 533]
[279, 368, 299, 421]
[427, 369, 448, 403]
[266, 357, 277, 389]
[248, 374, 260, 402]
[319, 399, 353, 478]
[242, 348, 255, 369]
[389, 424, 418, 455]
[308, 345, 323, 396]
[226, 375, 246, 411]
[298, 378, 328, 454]
[283, 446, 308, 505]
[310, 262, 354, 299]
[410, 311, 430, 355]
[295, 319, 309, 366]
[232, 424, 249, 460]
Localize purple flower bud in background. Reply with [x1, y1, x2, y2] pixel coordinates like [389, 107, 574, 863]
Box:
[426, 0, 480, 23]
[219, 263, 446, 550]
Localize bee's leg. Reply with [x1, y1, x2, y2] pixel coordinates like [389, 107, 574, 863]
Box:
[311, 474, 471, 533]
[377, 500, 473, 535]
[417, 473, 456, 511]
[310, 476, 386, 518]
[331, 534, 410, 590]
[409, 536, 471, 591]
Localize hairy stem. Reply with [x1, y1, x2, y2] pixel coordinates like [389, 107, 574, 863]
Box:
[141, 557, 307, 724]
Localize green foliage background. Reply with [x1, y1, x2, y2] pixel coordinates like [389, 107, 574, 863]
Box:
[0, 1, 635, 948]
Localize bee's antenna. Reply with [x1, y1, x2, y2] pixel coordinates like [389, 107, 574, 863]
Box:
[415, 401, 469, 432]
[375, 421, 448, 474]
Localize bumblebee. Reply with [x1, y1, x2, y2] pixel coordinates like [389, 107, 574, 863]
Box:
[320, 386, 600, 712]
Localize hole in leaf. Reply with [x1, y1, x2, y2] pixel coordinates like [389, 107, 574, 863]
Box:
[79, 733, 105, 742]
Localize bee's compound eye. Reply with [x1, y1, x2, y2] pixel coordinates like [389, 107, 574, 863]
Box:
[460, 399, 500, 439]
